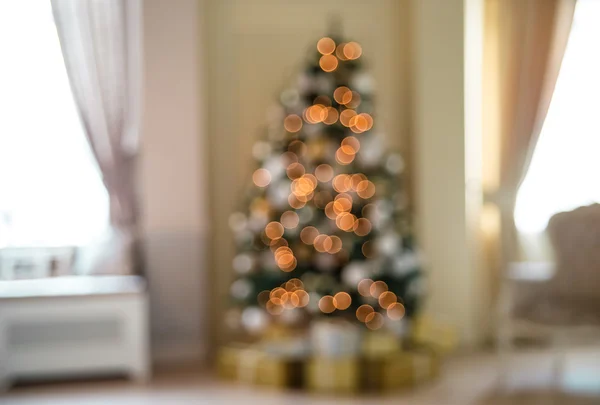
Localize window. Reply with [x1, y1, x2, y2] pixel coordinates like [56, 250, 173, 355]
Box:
[515, 0, 600, 234]
[0, 1, 109, 249]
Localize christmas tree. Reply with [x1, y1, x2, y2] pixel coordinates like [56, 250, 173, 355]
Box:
[227, 35, 424, 336]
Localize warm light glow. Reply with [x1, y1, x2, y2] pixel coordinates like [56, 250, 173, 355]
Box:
[378, 291, 397, 309]
[336, 212, 356, 232]
[324, 201, 337, 220]
[336, 43, 348, 61]
[265, 221, 284, 240]
[288, 193, 306, 209]
[285, 278, 304, 291]
[318, 295, 336, 313]
[313, 95, 332, 107]
[323, 107, 339, 125]
[300, 226, 319, 245]
[269, 238, 288, 252]
[317, 37, 336, 55]
[362, 240, 375, 258]
[333, 292, 351, 310]
[346, 91, 361, 109]
[356, 304, 374, 322]
[252, 168, 271, 187]
[370, 281, 388, 298]
[342, 136, 361, 152]
[284, 114, 303, 133]
[270, 287, 286, 304]
[266, 300, 284, 315]
[280, 211, 299, 229]
[358, 279, 374, 297]
[365, 312, 384, 330]
[333, 86, 351, 105]
[286, 162, 305, 179]
[343, 42, 362, 60]
[280, 151, 298, 167]
[356, 180, 376, 199]
[387, 302, 406, 320]
[327, 235, 342, 254]
[332, 174, 353, 193]
[319, 54, 338, 72]
[332, 194, 352, 215]
[313, 234, 333, 253]
[353, 218, 372, 236]
[335, 146, 356, 165]
[339, 109, 357, 127]
[315, 164, 334, 182]
[351, 174, 367, 191]
[295, 290, 310, 307]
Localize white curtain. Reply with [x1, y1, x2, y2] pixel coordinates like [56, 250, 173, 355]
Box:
[51, 0, 141, 274]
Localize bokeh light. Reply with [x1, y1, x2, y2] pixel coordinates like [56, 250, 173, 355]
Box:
[318, 295, 336, 313]
[314, 234, 333, 253]
[378, 291, 397, 309]
[335, 43, 348, 61]
[336, 212, 356, 232]
[333, 292, 351, 310]
[266, 300, 284, 315]
[327, 235, 342, 254]
[252, 168, 271, 187]
[356, 304, 374, 322]
[333, 86, 351, 104]
[286, 162, 305, 179]
[343, 42, 362, 60]
[387, 302, 406, 320]
[353, 217, 372, 236]
[356, 180, 376, 199]
[284, 114, 303, 133]
[319, 54, 338, 72]
[365, 312, 384, 330]
[315, 164, 334, 182]
[300, 226, 320, 245]
[358, 279, 373, 297]
[370, 280, 388, 298]
[342, 136, 360, 152]
[362, 240, 375, 258]
[346, 91, 361, 109]
[323, 107, 339, 125]
[339, 109, 357, 127]
[265, 221, 284, 240]
[335, 145, 356, 165]
[317, 37, 336, 55]
[280, 211, 299, 229]
[288, 140, 307, 156]
[332, 174, 352, 193]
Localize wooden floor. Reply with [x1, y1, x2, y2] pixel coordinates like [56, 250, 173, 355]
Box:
[3, 350, 600, 405]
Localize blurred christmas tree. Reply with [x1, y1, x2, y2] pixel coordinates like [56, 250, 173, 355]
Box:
[226, 35, 424, 336]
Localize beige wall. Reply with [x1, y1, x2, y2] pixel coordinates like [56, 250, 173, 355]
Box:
[140, 0, 208, 363]
[411, 0, 484, 345]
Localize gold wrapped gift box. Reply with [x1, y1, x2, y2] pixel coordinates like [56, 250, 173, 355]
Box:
[305, 357, 360, 394]
[217, 345, 303, 389]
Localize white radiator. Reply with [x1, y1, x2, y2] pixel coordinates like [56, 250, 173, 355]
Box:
[0, 276, 150, 390]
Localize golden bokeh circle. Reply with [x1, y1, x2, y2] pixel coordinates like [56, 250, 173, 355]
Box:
[365, 312, 384, 330]
[319, 55, 339, 72]
[358, 279, 374, 297]
[284, 114, 303, 133]
[339, 109, 357, 127]
[280, 211, 300, 229]
[300, 226, 319, 245]
[317, 37, 336, 55]
[369, 281, 388, 298]
[356, 304, 374, 322]
[343, 42, 362, 60]
[333, 292, 352, 310]
[378, 291, 397, 309]
[333, 86, 351, 104]
[265, 221, 284, 240]
[252, 168, 271, 188]
[318, 295, 336, 313]
[315, 164, 334, 183]
[353, 218, 372, 237]
[387, 302, 406, 320]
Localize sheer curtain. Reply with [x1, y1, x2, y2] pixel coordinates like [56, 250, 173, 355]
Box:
[515, 0, 600, 240]
[0, 0, 109, 249]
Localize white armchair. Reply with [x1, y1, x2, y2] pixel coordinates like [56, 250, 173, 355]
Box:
[497, 204, 600, 389]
